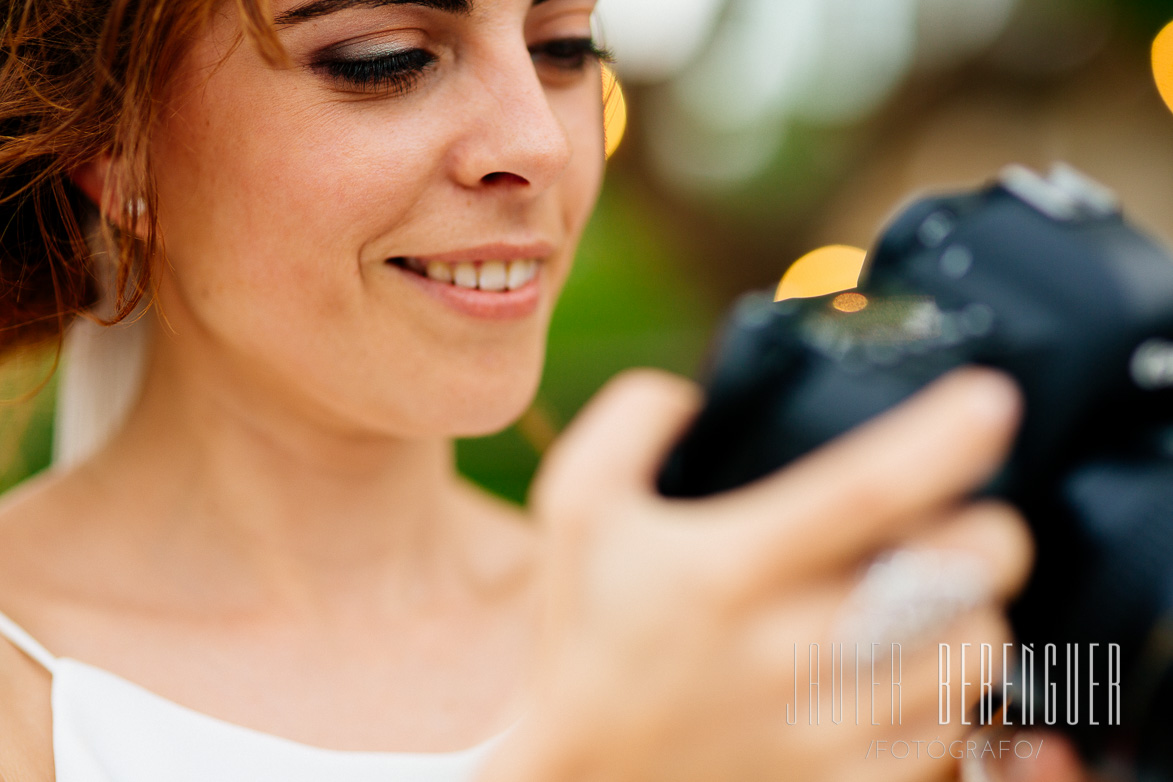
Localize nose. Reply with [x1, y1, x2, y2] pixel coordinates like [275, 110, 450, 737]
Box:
[447, 44, 574, 194]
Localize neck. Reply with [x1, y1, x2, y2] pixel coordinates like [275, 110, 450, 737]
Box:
[85, 317, 509, 615]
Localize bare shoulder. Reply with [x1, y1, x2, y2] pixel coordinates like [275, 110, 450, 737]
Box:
[0, 637, 53, 781]
[0, 470, 83, 781]
[0, 479, 63, 781]
[0, 466, 106, 595]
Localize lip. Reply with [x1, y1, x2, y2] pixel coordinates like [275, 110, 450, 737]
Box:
[386, 242, 553, 320]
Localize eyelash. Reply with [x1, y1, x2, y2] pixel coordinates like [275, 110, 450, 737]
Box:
[316, 48, 438, 96]
[530, 37, 615, 71]
[315, 37, 613, 95]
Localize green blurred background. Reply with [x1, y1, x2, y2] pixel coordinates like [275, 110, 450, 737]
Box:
[6, 0, 1173, 504]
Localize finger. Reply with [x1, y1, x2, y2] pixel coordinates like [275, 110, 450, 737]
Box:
[825, 517, 1025, 708]
[856, 613, 1016, 782]
[896, 608, 1015, 723]
[812, 503, 1031, 651]
[532, 369, 701, 517]
[697, 367, 1022, 574]
[741, 596, 1014, 727]
[899, 501, 1035, 604]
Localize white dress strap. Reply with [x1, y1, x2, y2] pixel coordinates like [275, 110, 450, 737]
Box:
[0, 608, 57, 673]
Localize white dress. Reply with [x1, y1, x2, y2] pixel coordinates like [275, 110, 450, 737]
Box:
[0, 611, 501, 782]
[24, 258, 505, 781]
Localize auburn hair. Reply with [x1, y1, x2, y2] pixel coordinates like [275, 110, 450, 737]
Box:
[0, 0, 284, 355]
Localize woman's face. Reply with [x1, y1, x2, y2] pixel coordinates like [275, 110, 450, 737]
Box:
[148, 0, 605, 438]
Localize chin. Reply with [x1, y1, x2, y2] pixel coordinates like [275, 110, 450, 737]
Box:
[444, 373, 543, 439]
[368, 357, 545, 441]
[433, 331, 551, 439]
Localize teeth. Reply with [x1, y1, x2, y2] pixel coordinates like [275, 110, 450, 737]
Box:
[426, 262, 453, 283]
[407, 258, 539, 291]
[453, 262, 479, 289]
[507, 259, 536, 290]
[479, 261, 507, 292]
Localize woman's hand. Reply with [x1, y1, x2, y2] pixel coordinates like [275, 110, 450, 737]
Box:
[481, 367, 1033, 782]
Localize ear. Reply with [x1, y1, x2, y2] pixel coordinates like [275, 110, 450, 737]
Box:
[70, 155, 146, 236]
[69, 154, 116, 214]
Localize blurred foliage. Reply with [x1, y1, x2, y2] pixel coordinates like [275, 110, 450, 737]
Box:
[6, 0, 1173, 506]
[0, 350, 57, 495]
[0, 173, 717, 506]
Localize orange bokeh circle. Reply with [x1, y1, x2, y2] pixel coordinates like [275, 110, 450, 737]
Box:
[1153, 21, 1173, 115]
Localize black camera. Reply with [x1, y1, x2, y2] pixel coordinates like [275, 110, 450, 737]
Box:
[658, 165, 1173, 780]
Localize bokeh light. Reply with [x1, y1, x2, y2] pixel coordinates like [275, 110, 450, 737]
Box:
[7, 0, 1173, 504]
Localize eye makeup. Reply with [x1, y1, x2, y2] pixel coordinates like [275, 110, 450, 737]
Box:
[313, 45, 438, 94]
[303, 0, 609, 97]
[528, 37, 612, 72]
[313, 35, 609, 95]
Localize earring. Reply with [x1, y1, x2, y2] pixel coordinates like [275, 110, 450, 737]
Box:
[125, 197, 147, 220]
[602, 64, 627, 160]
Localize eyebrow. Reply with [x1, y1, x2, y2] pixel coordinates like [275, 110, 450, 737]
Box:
[275, 0, 552, 25]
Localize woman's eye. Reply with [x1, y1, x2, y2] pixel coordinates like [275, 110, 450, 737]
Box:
[529, 38, 613, 72]
[314, 48, 438, 95]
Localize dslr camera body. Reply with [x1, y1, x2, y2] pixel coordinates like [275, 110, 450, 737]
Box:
[658, 165, 1173, 779]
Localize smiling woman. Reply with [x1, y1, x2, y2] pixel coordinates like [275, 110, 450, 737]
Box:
[0, 1, 1033, 781]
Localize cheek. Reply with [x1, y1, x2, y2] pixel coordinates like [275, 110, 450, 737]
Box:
[550, 80, 608, 260]
[150, 81, 464, 428]
[146, 44, 606, 438]
[155, 96, 426, 303]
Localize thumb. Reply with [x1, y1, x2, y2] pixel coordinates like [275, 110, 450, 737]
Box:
[531, 369, 700, 518]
